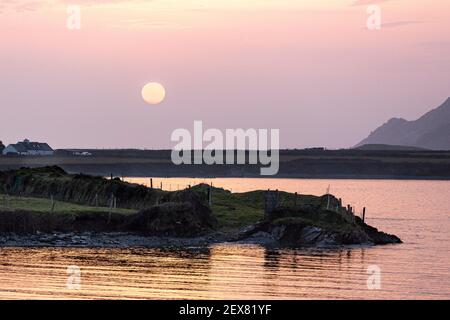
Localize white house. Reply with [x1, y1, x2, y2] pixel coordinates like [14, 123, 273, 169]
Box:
[2, 139, 54, 156]
[73, 151, 92, 156]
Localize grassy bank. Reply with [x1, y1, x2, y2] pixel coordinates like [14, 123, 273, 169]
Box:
[0, 195, 137, 234]
[0, 167, 216, 235]
[0, 189, 268, 233]
[0, 166, 401, 245]
[0, 166, 354, 233]
[191, 184, 329, 232]
[0, 195, 136, 215]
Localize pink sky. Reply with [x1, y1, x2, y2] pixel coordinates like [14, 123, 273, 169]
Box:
[0, 0, 449, 149]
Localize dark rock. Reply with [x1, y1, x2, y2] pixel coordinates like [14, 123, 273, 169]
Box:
[236, 206, 402, 247]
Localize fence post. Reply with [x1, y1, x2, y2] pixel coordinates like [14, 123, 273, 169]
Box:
[51, 195, 55, 213]
[4, 194, 10, 209]
[208, 184, 212, 206]
[107, 194, 113, 224]
[94, 193, 99, 207]
[362, 207, 366, 223]
[264, 189, 280, 219]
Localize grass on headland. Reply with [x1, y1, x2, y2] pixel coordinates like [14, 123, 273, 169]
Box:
[0, 195, 136, 215]
[212, 192, 264, 232]
[191, 184, 332, 232]
[0, 187, 260, 232]
[0, 181, 341, 234]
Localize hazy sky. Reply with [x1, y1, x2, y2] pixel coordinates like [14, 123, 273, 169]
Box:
[0, 0, 449, 149]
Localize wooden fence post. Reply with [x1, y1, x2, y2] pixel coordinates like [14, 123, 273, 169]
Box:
[264, 189, 280, 219]
[94, 193, 99, 207]
[4, 194, 10, 209]
[208, 184, 212, 206]
[107, 194, 113, 224]
[51, 195, 55, 213]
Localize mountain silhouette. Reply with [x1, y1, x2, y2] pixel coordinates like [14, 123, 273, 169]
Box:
[356, 97, 450, 150]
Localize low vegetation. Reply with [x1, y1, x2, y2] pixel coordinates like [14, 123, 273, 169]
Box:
[0, 166, 401, 245]
[0, 195, 135, 215]
[0, 166, 215, 235]
[0, 166, 361, 232]
[191, 184, 327, 232]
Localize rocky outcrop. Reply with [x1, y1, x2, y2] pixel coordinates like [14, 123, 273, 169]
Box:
[236, 207, 401, 247]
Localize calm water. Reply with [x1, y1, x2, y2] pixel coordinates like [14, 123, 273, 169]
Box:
[0, 178, 449, 299]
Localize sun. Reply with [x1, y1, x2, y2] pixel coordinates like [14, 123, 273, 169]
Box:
[141, 82, 166, 105]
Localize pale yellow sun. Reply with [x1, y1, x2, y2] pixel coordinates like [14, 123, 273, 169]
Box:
[141, 82, 166, 105]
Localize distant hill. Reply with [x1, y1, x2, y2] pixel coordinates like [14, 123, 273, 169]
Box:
[356, 97, 450, 150]
[355, 144, 428, 151]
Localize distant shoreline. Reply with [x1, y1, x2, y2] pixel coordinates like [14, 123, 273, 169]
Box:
[121, 174, 450, 181]
[1, 148, 450, 180]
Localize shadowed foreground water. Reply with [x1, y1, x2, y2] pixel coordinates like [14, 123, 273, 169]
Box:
[0, 179, 449, 299]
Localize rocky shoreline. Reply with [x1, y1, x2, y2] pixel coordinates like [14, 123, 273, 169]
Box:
[232, 220, 401, 247]
[0, 231, 226, 248]
[0, 221, 401, 248]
